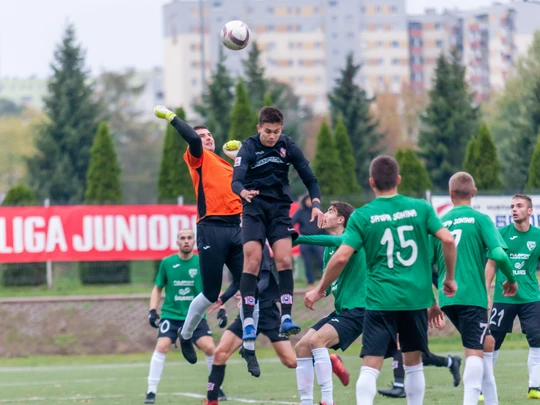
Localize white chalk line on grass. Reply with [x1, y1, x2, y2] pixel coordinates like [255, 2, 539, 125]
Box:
[0, 392, 299, 404]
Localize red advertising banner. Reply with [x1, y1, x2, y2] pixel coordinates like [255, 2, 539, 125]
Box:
[0, 204, 300, 263]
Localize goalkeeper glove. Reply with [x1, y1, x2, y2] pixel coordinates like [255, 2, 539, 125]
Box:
[148, 309, 160, 328]
[217, 308, 228, 328]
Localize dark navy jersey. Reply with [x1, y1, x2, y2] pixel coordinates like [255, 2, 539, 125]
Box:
[231, 133, 320, 203]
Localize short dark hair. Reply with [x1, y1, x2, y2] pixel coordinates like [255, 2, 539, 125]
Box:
[258, 107, 284, 126]
[512, 193, 533, 208]
[369, 156, 400, 191]
[330, 201, 355, 227]
[449, 172, 475, 199]
[193, 125, 209, 131]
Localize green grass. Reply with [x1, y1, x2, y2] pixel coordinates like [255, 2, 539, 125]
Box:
[0, 338, 535, 404]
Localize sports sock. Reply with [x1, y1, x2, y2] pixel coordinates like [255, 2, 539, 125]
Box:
[404, 363, 425, 405]
[448, 357, 453, 367]
[422, 352, 448, 367]
[482, 352, 498, 405]
[181, 293, 212, 339]
[296, 357, 314, 405]
[206, 355, 214, 375]
[356, 366, 380, 405]
[463, 356, 484, 405]
[207, 364, 226, 401]
[313, 348, 333, 405]
[278, 269, 294, 318]
[393, 349, 405, 386]
[240, 273, 258, 321]
[492, 350, 499, 366]
[147, 351, 166, 394]
[528, 347, 540, 388]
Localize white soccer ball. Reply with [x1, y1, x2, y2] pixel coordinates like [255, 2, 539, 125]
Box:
[223, 140, 242, 160]
[221, 20, 251, 51]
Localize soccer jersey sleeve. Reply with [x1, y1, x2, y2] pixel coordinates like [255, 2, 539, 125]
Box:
[294, 234, 344, 247]
[155, 260, 167, 288]
[184, 147, 203, 169]
[231, 142, 254, 195]
[342, 210, 365, 251]
[479, 214, 507, 252]
[425, 202, 444, 236]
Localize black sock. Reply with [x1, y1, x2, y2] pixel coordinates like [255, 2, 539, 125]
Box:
[393, 350, 405, 385]
[422, 352, 448, 367]
[240, 273, 258, 321]
[278, 269, 294, 317]
[207, 364, 226, 401]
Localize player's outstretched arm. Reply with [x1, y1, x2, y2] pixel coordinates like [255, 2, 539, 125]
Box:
[293, 234, 344, 247]
[435, 228, 458, 297]
[154, 106, 203, 158]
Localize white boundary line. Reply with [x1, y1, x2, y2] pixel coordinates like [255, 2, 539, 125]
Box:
[0, 392, 299, 404]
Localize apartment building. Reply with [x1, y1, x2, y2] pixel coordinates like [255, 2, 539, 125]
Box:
[163, 0, 409, 116]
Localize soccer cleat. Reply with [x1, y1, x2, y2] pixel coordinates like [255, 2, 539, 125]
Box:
[144, 392, 156, 404]
[242, 324, 257, 341]
[330, 353, 350, 386]
[319, 402, 336, 405]
[153, 105, 176, 122]
[528, 387, 540, 399]
[177, 328, 197, 364]
[239, 346, 261, 377]
[279, 318, 301, 337]
[479, 393, 484, 402]
[202, 400, 219, 405]
[449, 355, 462, 387]
[378, 383, 406, 398]
[218, 388, 227, 401]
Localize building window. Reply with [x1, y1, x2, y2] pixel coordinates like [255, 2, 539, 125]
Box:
[332, 15, 337, 21]
[347, 32, 354, 39]
[332, 32, 338, 39]
[378, 58, 384, 65]
[191, 78, 197, 86]
[289, 60, 293, 66]
[392, 58, 399, 65]
[435, 23, 441, 30]
[268, 42, 276, 50]
[377, 40, 383, 47]
[290, 76, 295, 83]
[315, 42, 322, 48]
[297, 42, 303, 49]
[377, 23, 383, 30]
[268, 25, 274, 31]
[332, 49, 339, 55]
[289, 42, 294, 49]
[391, 5, 398, 13]
[191, 61, 197, 67]
[268, 7, 274, 13]
[212, 1, 222, 7]
[361, 6, 366, 13]
[392, 40, 399, 47]
[315, 60, 323, 66]
[393, 75, 400, 83]
[376, 6, 381, 13]
[288, 25, 293, 31]
[436, 40, 443, 48]
[378, 76, 384, 84]
[329, 0, 338, 6]
[317, 76, 322, 84]
[299, 60, 304, 66]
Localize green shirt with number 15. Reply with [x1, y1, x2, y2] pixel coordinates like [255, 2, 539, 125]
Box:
[343, 194, 442, 311]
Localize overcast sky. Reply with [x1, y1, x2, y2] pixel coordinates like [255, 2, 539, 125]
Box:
[0, 0, 502, 79]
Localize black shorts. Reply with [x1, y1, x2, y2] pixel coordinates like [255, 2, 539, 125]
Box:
[490, 302, 540, 348]
[311, 307, 365, 351]
[197, 221, 243, 302]
[242, 196, 298, 246]
[227, 304, 288, 343]
[157, 318, 212, 344]
[442, 305, 490, 350]
[361, 309, 429, 358]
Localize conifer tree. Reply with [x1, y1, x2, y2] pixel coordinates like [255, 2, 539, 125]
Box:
[313, 122, 344, 195]
[228, 80, 254, 142]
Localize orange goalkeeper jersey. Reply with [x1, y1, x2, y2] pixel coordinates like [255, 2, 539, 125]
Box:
[184, 148, 242, 222]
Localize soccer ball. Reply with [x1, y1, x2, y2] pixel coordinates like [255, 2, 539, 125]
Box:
[223, 140, 242, 159]
[221, 20, 250, 50]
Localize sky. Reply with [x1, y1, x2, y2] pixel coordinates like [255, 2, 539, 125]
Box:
[0, 0, 503, 79]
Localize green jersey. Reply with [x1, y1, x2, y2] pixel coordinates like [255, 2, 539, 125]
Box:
[491, 224, 540, 304]
[435, 205, 506, 309]
[155, 254, 202, 321]
[343, 195, 442, 311]
[296, 233, 366, 313]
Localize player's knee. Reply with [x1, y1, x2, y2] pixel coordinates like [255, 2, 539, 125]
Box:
[483, 335, 495, 352]
[214, 347, 229, 365]
[295, 337, 311, 357]
[275, 257, 292, 270]
[309, 332, 326, 349]
[156, 340, 170, 354]
[281, 355, 297, 369]
[526, 329, 540, 347]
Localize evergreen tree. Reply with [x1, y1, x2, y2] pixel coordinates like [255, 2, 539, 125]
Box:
[242, 42, 267, 109]
[85, 122, 122, 203]
[27, 25, 100, 203]
[194, 47, 234, 152]
[419, 51, 479, 191]
[395, 148, 432, 198]
[333, 116, 360, 194]
[157, 108, 195, 203]
[80, 122, 129, 284]
[328, 53, 382, 189]
[527, 134, 540, 191]
[313, 122, 344, 195]
[473, 123, 504, 191]
[462, 136, 478, 176]
[1, 185, 45, 286]
[263, 92, 273, 107]
[228, 79, 254, 142]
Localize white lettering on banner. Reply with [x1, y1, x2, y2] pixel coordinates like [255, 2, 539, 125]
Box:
[138, 216, 148, 250]
[73, 216, 93, 252]
[0, 215, 68, 254]
[46, 216, 67, 252]
[13, 217, 23, 253]
[25, 216, 46, 253]
[94, 216, 115, 252]
[0, 218, 12, 253]
[115, 215, 137, 251]
[148, 215, 168, 250]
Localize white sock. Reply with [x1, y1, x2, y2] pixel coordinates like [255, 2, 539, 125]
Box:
[492, 350, 499, 367]
[243, 340, 255, 350]
[313, 348, 333, 404]
[447, 357, 453, 367]
[528, 347, 540, 388]
[482, 352, 498, 405]
[147, 351, 166, 394]
[180, 293, 212, 339]
[404, 363, 425, 405]
[206, 355, 214, 375]
[356, 366, 380, 405]
[296, 357, 314, 405]
[463, 356, 484, 405]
